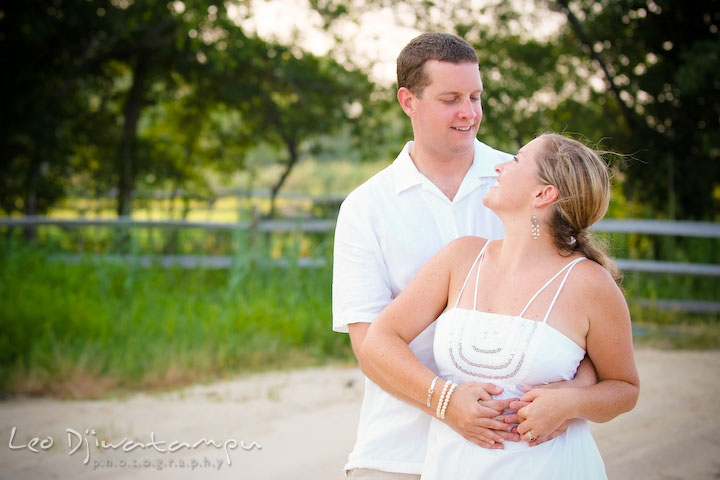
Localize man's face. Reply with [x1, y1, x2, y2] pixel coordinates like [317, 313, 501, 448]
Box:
[407, 60, 484, 160]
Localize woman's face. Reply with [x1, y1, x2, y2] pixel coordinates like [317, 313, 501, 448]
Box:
[483, 137, 547, 214]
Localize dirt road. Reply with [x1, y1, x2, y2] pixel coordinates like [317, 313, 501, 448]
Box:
[1, 349, 719, 480]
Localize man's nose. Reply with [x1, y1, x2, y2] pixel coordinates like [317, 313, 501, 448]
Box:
[458, 97, 476, 119]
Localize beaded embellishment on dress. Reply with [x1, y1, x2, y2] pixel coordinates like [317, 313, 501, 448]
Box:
[444, 241, 585, 381]
[448, 312, 538, 379]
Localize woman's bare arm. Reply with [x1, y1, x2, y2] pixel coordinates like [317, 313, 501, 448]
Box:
[364, 238, 519, 447]
[515, 264, 640, 443]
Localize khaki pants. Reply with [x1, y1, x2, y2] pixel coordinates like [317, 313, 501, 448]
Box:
[346, 468, 421, 480]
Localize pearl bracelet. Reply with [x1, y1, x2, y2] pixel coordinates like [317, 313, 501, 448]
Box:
[426, 376, 439, 408]
[439, 382, 457, 420]
[435, 380, 451, 418]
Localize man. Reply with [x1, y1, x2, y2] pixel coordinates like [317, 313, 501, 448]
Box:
[332, 33, 591, 479]
[332, 32, 512, 479]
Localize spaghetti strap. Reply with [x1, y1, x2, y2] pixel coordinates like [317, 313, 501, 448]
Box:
[542, 257, 585, 323]
[518, 257, 586, 318]
[454, 241, 490, 309]
[472, 243, 487, 311]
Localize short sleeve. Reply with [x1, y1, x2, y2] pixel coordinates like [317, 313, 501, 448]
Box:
[331, 192, 393, 333]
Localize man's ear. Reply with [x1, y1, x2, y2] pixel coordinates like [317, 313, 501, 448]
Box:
[534, 184, 558, 208]
[397, 87, 416, 117]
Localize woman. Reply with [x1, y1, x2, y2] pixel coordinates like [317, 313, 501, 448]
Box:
[363, 133, 639, 479]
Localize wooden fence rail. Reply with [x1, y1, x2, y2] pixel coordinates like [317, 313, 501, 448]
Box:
[0, 215, 336, 233]
[3, 216, 718, 275]
[593, 219, 720, 238]
[2, 215, 719, 235]
[2, 216, 718, 313]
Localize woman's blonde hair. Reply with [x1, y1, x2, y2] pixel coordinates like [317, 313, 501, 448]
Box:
[535, 133, 621, 282]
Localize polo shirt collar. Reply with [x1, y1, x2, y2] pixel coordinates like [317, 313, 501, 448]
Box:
[391, 140, 499, 197]
[391, 142, 423, 194]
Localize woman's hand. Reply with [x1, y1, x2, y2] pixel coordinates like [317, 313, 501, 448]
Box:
[443, 382, 521, 449]
[512, 387, 577, 446]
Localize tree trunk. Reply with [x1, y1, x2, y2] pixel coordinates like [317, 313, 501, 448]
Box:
[22, 157, 40, 241]
[268, 137, 299, 219]
[551, 0, 640, 132]
[116, 57, 148, 217]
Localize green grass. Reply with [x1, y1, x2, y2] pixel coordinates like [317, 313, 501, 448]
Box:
[0, 237, 352, 398]
[1, 227, 718, 399]
[595, 231, 720, 264]
[622, 268, 718, 348]
[631, 320, 720, 350]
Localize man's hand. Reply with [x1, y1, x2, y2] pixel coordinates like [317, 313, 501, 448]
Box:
[569, 355, 598, 388]
[501, 356, 597, 445]
[503, 383, 573, 445]
[510, 387, 577, 446]
[444, 382, 521, 449]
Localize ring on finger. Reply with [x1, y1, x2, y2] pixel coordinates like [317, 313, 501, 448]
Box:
[527, 430, 537, 441]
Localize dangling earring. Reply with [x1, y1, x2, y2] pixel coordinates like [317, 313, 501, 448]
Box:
[530, 209, 540, 240]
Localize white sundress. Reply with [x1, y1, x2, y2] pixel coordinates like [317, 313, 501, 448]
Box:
[423, 242, 607, 480]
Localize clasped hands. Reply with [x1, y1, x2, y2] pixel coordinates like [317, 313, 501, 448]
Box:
[443, 382, 574, 449]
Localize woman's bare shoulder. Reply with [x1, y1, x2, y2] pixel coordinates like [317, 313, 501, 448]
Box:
[572, 259, 620, 288]
[443, 235, 489, 253]
[436, 236, 491, 275]
[570, 259, 627, 313]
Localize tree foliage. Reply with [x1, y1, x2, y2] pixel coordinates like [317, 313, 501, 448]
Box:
[0, 0, 377, 217]
[549, 0, 720, 219]
[309, 0, 720, 219]
[2, 0, 717, 220]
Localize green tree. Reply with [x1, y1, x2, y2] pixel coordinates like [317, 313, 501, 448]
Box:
[309, 0, 720, 219]
[1, 0, 378, 220]
[0, 0, 110, 216]
[0, 0, 227, 217]
[550, 0, 720, 219]
[235, 43, 374, 217]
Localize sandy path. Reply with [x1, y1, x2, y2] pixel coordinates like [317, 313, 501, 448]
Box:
[1, 349, 719, 480]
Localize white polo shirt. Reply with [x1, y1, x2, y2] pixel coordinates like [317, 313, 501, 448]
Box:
[332, 139, 510, 474]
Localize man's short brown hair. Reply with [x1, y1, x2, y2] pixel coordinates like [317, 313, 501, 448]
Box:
[397, 32, 478, 97]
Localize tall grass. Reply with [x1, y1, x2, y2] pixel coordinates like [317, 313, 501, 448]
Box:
[624, 271, 719, 349]
[2, 225, 718, 398]
[0, 235, 351, 398]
